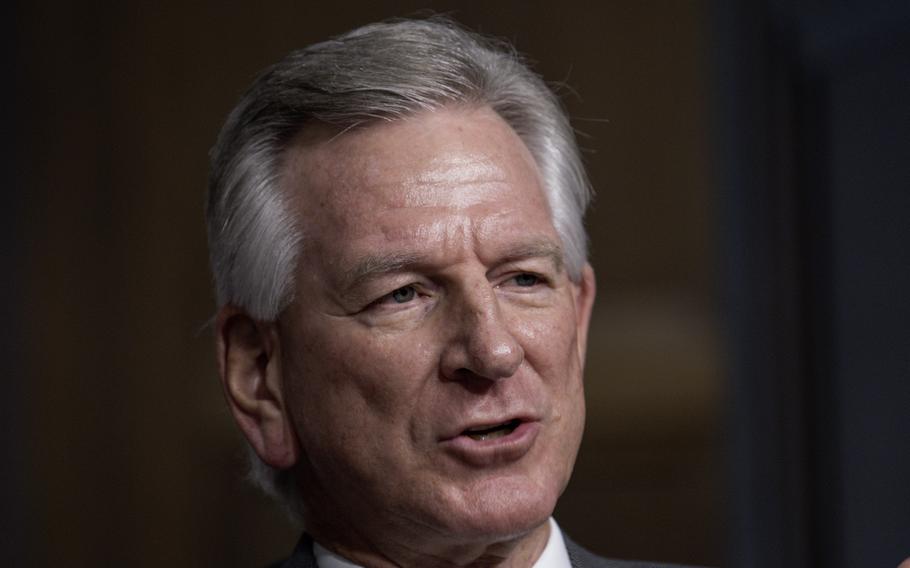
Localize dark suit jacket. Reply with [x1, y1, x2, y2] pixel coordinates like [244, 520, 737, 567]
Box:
[269, 533, 699, 568]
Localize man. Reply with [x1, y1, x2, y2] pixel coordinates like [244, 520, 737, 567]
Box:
[206, 17, 694, 568]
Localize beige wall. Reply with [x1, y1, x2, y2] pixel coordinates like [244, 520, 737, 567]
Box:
[19, 2, 721, 566]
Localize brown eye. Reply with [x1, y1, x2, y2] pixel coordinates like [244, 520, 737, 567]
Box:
[390, 286, 417, 303]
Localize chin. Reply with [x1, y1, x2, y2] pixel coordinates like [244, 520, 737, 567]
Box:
[434, 471, 564, 543]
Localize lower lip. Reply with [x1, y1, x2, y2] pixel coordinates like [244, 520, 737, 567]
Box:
[440, 421, 540, 467]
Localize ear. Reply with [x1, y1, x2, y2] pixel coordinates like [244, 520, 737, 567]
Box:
[572, 263, 597, 360]
[215, 306, 300, 469]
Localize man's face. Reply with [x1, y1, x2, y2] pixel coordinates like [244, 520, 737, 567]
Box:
[277, 106, 594, 546]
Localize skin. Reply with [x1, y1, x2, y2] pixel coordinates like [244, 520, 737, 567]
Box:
[217, 105, 596, 568]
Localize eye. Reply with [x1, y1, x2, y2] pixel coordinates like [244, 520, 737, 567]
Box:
[513, 273, 540, 287]
[389, 285, 417, 304]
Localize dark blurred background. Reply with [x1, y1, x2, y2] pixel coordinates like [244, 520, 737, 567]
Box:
[3, 1, 908, 567]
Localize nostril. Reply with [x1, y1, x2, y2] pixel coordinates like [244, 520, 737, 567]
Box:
[451, 368, 501, 394]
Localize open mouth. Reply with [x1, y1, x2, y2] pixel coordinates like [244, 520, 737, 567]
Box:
[462, 419, 522, 441]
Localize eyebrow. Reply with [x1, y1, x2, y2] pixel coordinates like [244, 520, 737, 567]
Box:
[341, 239, 565, 292]
[341, 251, 429, 292]
[496, 240, 565, 273]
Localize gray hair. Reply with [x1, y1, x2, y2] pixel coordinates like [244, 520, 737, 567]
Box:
[206, 16, 592, 519]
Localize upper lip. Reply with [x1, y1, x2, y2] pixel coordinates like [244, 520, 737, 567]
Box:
[462, 418, 521, 433]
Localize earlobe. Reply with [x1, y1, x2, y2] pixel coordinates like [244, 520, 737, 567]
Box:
[215, 306, 300, 469]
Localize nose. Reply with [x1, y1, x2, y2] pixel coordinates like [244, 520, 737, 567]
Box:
[440, 281, 524, 382]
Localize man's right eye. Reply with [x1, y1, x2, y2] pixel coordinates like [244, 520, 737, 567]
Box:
[389, 286, 417, 304]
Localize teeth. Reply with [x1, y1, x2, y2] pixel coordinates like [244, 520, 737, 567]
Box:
[464, 420, 519, 441]
[467, 429, 511, 441]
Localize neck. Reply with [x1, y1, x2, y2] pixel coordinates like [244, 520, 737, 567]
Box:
[307, 514, 551, 568]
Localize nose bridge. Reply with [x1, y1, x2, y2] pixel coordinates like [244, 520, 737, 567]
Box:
[446, 276, 524, 380]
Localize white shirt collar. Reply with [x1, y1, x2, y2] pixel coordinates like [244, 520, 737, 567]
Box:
[313, 517, 571, 568]
[534, 518, 572, 568]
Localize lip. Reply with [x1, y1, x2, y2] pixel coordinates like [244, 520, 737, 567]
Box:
[439, 419, 541, 467]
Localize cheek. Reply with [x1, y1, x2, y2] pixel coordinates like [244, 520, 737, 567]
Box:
[284, 320, 439, 443]
[511, 302, 586, 443]
[513, 306, 583, 383]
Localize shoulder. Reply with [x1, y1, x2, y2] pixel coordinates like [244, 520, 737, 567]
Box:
[564, 533, 709, 568]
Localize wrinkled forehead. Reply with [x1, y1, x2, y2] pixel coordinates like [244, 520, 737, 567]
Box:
[277, 106, 550, 223]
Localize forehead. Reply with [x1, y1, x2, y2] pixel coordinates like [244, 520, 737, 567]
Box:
[279, 106, 555, 256]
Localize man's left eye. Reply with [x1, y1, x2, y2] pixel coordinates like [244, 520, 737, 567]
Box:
[513, 273, 540, 287]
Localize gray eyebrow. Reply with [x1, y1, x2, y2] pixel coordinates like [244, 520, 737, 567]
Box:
[341, 251, 429, 292]
[340, 239, 565, 292]
[497, 241, 565, 273]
